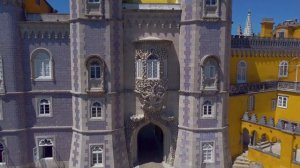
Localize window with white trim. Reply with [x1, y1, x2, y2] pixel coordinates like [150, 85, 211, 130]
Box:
[272, 99, 277, 111]
[279, 61, 288, 77]
[203, 101, 213, 117]
[0, 143, 4, 164]
[147, 55, 160, 79]
[205, 0, 216, 6]
[38, 138, 54, 159]
[33, 51, 52, 80]
[248, 95, 255, 112]
[136, 58, 143, 79]
[91, 145, 104, 167]
[202, 142, 214, 163]
[91, 102, 102, 119]
[39, 99, 51, 116]
[88, 0, 100, 3]
[90, 62, 101, 79]
[277, 96, 288, 108]
[237, 61, 247, 83]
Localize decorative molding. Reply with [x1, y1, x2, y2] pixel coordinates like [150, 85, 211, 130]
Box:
[20, 23, 69, 40]
[0, 56, 5, 94]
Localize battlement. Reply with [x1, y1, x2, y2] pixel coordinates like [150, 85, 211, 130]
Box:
[242, 112, 300, 134]
[26, 13, 69, 22]
[231, 36, 300, 49]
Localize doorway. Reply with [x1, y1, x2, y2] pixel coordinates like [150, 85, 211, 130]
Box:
[137, 123, 164, 164]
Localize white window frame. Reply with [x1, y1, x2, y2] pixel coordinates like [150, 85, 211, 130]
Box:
[36, 137, 55, 160]
[136, 59, 143, 79]
[248, 95, 255, 112]
[202, 141, 215, 163]
[271, 99, 277, 111]
[91, 101, 103, 119]
[90, 62, 101, 80]
[204, 64, 216, 79]
[90, 144, 104, 168]
[36, 97, 52, 117]
[277, 96, 288, 108]
[295, 149, 300, 163]
[147, 55, 160, 80]
[203, 101, 214, 118]
[33, 52, 52, 80]
[205, 0, 217, 6]
[279, 61, 288, 77]
[88, 0, 100, 3]
[89, 99, 105, 121]
[237, 60, 247, 83]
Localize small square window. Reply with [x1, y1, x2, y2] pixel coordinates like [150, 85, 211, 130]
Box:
[202, 142, 214, 163]
[38, 138, 54, 159]
[37, 98, 52, 117]
[90, 145, 104, 167]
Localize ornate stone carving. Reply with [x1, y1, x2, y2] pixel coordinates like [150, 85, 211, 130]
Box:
[0, 56, 5, 94]
[134, 40, 170, 113]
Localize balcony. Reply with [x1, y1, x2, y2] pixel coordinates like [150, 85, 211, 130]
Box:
[277, 81, 300, 93]
[229, 81, 277, 96]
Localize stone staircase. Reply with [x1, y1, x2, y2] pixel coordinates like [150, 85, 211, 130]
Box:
[232, 152, 251, 168]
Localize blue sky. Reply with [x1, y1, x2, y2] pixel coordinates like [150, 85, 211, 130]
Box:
[47, 0, 300, 34]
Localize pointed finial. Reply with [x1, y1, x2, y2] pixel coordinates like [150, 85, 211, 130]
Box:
[237, 24, 243, 36]
[244, 10, 253, 36]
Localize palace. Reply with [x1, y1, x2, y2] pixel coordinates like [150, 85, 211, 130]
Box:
[0, 0, 300, 168]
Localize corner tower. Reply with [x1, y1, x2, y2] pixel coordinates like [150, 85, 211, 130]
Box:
[175, 0, 232, 167]
[69, 0, 129, 167]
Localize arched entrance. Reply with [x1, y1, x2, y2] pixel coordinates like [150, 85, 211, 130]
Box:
[137, 123, 164, 164]
[242, 128, 250, 151]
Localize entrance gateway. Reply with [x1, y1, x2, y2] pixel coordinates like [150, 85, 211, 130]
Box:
[138, 123, 164, 165]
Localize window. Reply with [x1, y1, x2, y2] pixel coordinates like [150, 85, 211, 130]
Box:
[147, 55, 160, 79]
[278, 96, 288, 108]
[278, 32, 285, 38]
[39, 99, 50, 116]
[88, 0, 100, 3]
[136, 58, 143, 79]
[295, 149, 300, 163]
[279, 61, 288, 77]
[203, 101, 213, 117]
[33, 51, 52, 80]
[248, 95, 255, 112]
[91, 145, 104, 167]
[91, 102, 102, 119]
[202, 142, 214, 163]
[90, 62, 101, 79]
[206, 0, 216, 6]
[38, 139, 53, 159]
[202, 58, 219, 90]
[237, 61, 247, 83]
[272, 99, 277, 111]
[204, 63, 216, 79]
[0, 143, 4, 164]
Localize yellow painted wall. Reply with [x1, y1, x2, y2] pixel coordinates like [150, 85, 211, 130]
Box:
[125, 0, 179, 3]
[260, 22, 274, 38]
[229, 91, 277, 159]
[24, 0, 54, 13]
[230, 56, 300, 84]
[275, 91, 300, 123]
[293, 27, 300, 38]
[242, 121, 300, 168]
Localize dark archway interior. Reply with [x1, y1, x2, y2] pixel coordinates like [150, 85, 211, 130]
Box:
[138, 123, 164, 164]
[242, 129, 250, 151]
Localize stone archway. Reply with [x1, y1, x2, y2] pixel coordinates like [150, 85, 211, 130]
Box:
[138, 123, 164, 164]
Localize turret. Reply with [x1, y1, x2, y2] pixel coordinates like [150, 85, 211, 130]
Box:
[175, 0, 232, 167]
[244, 10, 253, 36]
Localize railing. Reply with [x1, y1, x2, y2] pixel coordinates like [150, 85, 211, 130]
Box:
[278, 81, 300, 93]
[229, 81, 278, 96]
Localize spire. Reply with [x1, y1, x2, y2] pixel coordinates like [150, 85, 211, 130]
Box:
[244, 10, 253, 36]
[237, 24, 243, 36]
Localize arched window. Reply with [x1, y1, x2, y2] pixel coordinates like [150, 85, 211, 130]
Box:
[0, 143, 4, 163]
[206, 0, 216, 6]
[279, 61, 288, 77]
[136, 58, 143, 79]
[91, 102, 102, 119]
[91, 145, 104, 167]
[147, 55, 160, 79]
[203, 101, 213, 117]
[32, 50, 52, 80]
[202, 142, 214, 163]
[202, 57, 219, 90]
[237, 61, 247, 83]
[90, 62, 101, 79]
[86, 57, 105, 92]
[39, 99, 50, 116]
